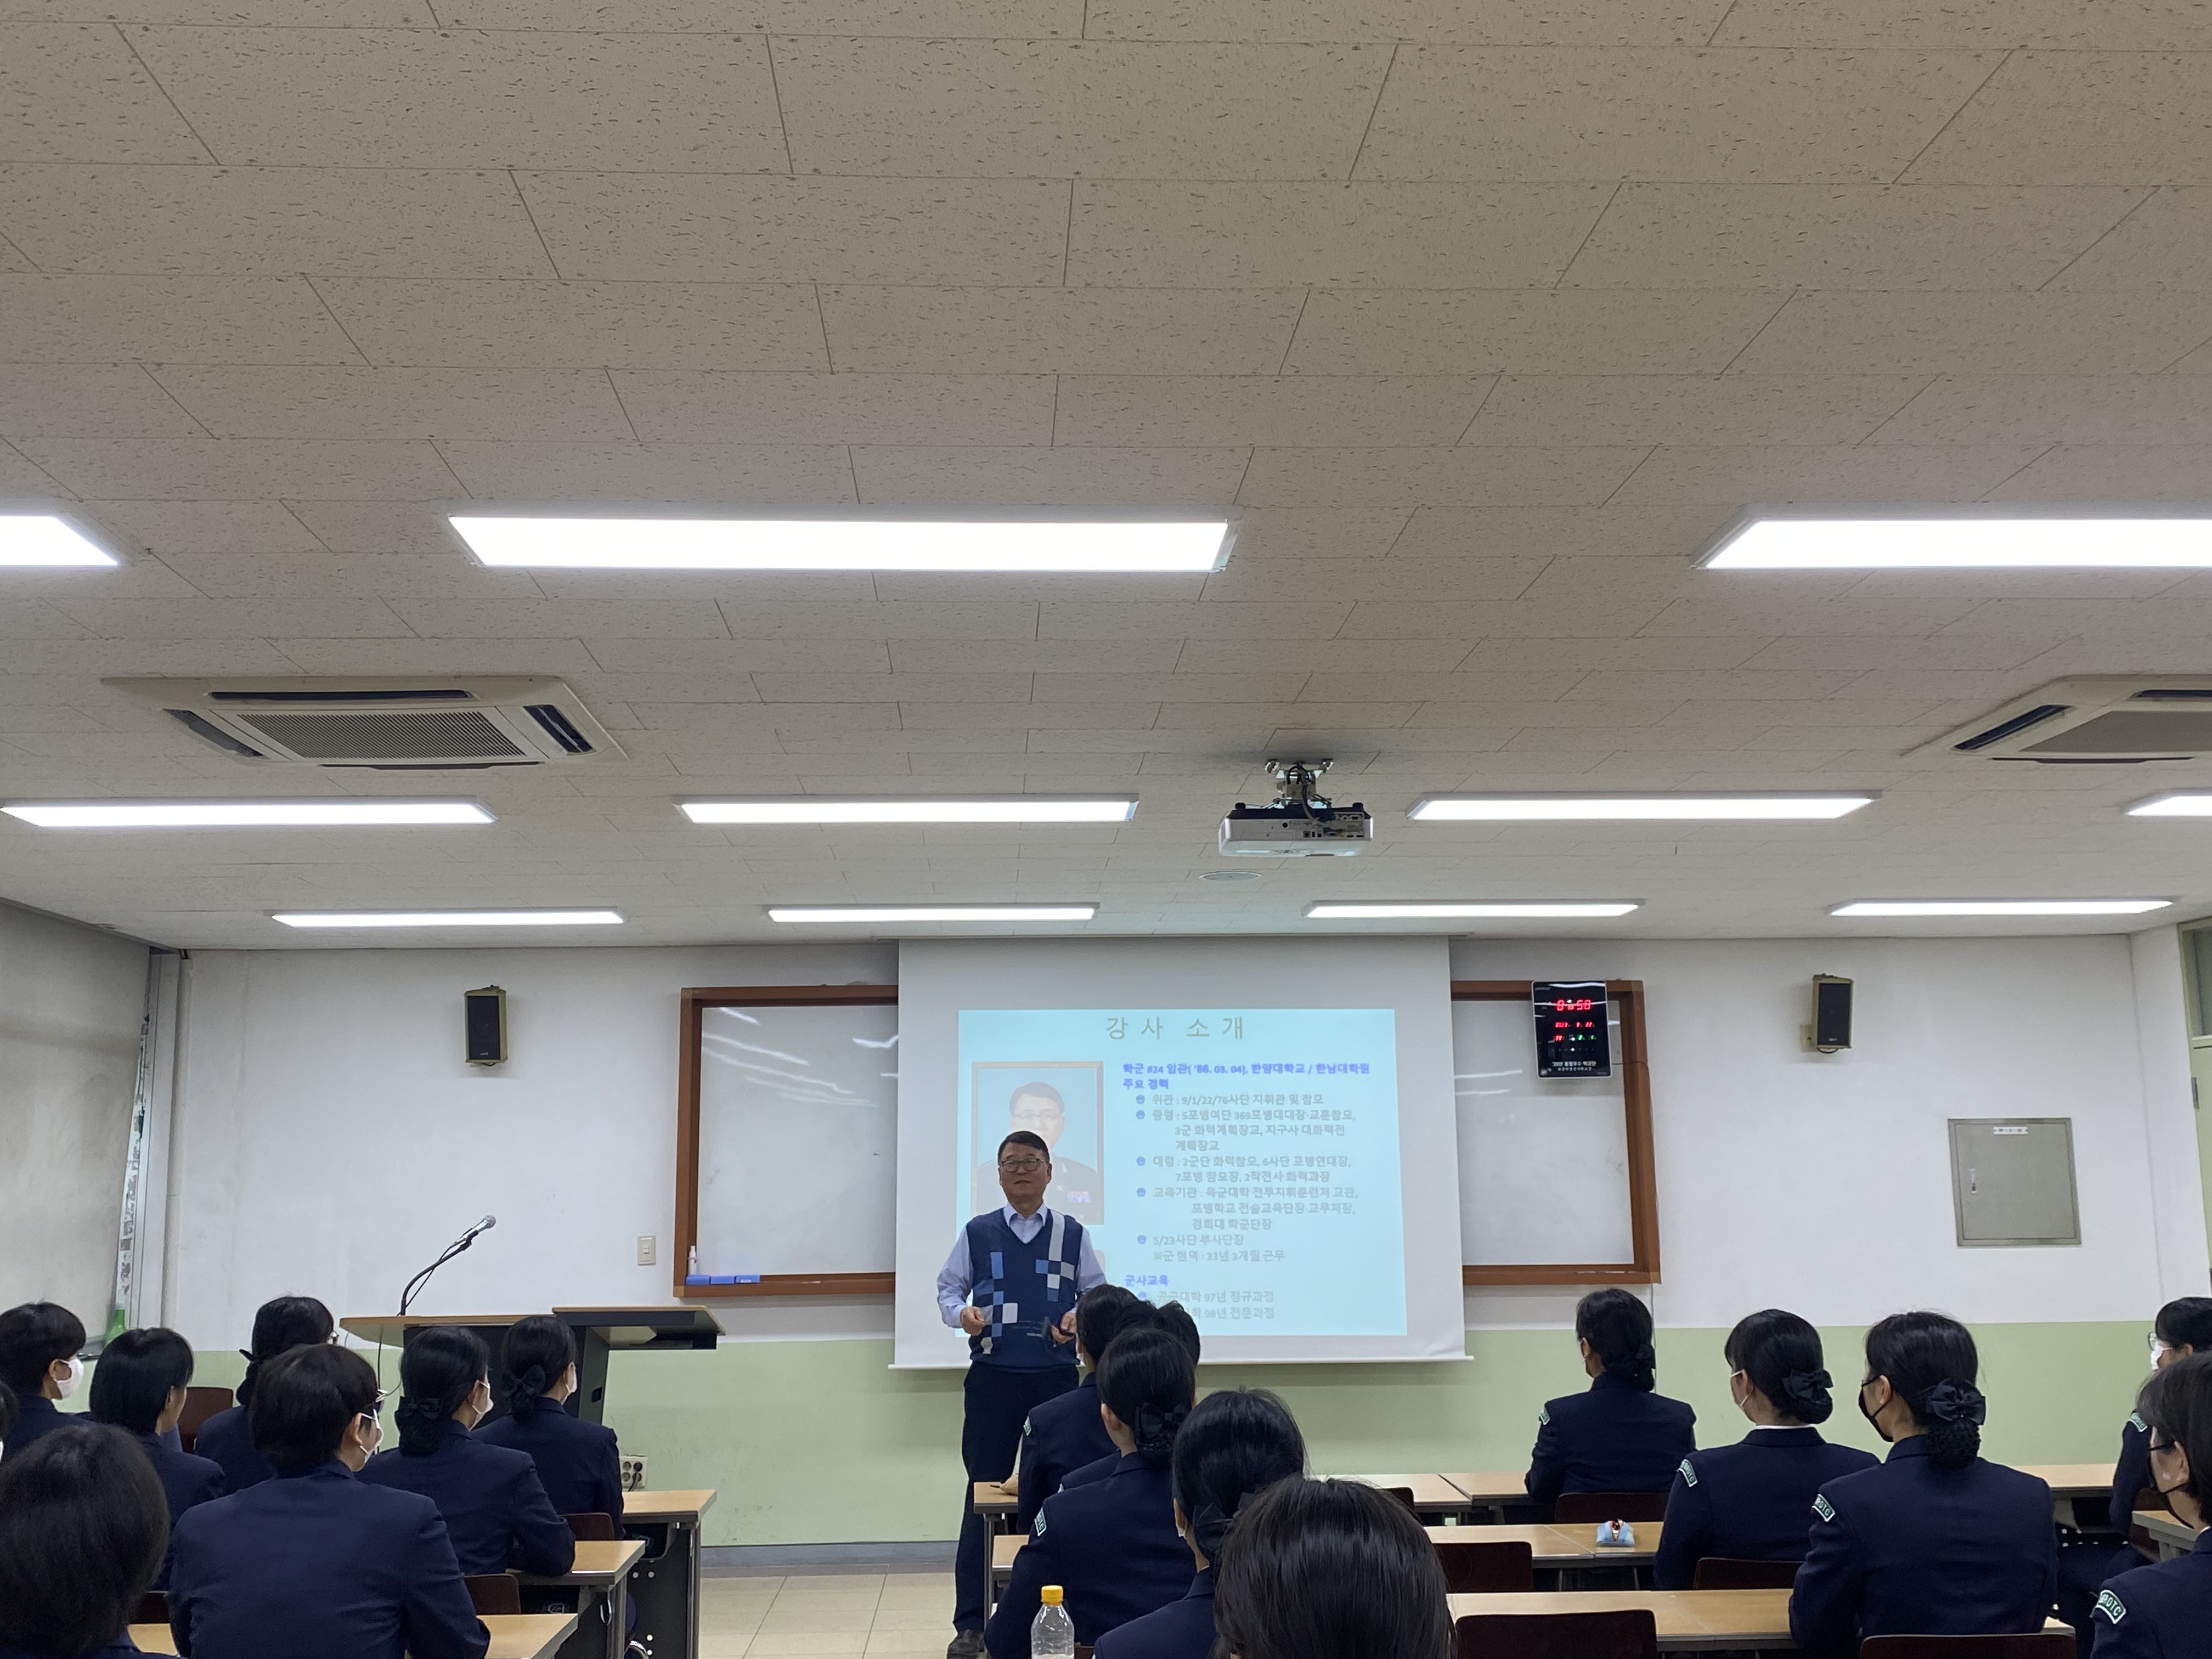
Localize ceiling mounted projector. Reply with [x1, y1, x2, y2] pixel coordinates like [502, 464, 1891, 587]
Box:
[1218, 760, 1374, 857]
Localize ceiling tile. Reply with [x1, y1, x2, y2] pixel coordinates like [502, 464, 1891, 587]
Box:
[0, 273, 363, 364]
[820, 285, 1306, 375]
[1606, 442, 2046, 503]
[1460, 634, 1770, 669]
[384, 597, 732, 639]
[47, 595, 415, 636]
[888, 638, 1180, 672]
[1201, 556, 1547, 602]
[132, 27, 785, 172]
[314, 279, 828, 371]
[0, 164, 554, 276]
[281, 500, 459, 555]
[1636, 594, 1981, 635]
[865, 573, 1208, 603]
[75, 498, 324, 553]
[1070, 182, 1610, 287]
[1357, 47, 1999, 183]
[715, 601, 1039, 640]
[0, 363, 206, 438]
[1984, 444, 2212, 501]
[1054, 375, 1490, 447]
[1465, 374, 1923, 446]
[1032, 670, 1310, 701]
[157, 552, 543, 599]
[2, 2, 436, 18]
[12, 436, 462, 497]
[775, 39, 1387, 178]
[1905, 52, 2212, 186]
[1391, 504, 1736, 560]
[852, 444, 1247, 504]
[515, 173, 1069, 285]
[149, 365, 633, 442]
[1338, 596, 1666, 638]
[0, 23, 216, 165]
[1871, 375, 2212, 445]
[1084, 0, 1734, 44]
[580, 638, 892, 672]
[1730, 289, 2212, 374]
[1227, 508, 1412, 558]
[1285, 289, 1785, 374]
[1710, 0, 2212, 50]
[2047, 187, 2212, 290]
[1238, 444, 1648, 506]
[612, 371, 1052, 446]
[750, 672, 1029, 703]
[435, 440, 856, 502]
[432, 1, 1081, 29]
[1563, 183, 2147, 289]
[1038, 600, 1352, 639]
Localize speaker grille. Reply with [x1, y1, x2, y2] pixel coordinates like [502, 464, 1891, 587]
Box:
[237, 709, 528, 761]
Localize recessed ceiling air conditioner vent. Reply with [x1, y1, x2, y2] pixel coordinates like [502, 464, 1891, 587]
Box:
[1921, 676, 2212, 764]
[103, 678, 623, 770]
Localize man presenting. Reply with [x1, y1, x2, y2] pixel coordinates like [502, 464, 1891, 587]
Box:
[937, 1129, 1107, 1657]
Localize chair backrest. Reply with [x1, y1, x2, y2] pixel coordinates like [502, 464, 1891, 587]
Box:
[176, 1386, 234, 1453]
[1378, 1486, 1420, 1514]
[1455, 1609, 1658, 1659]
[1552, 1492, 1669, 1524]
[133, 1592, 168, 1626]
[464, 1575, 522, 1616]
[1691, 1557, 1801, 1590]
[1435, 1538, 1536, 1593]
[1857, 1637, 2075, 1659]
[565, 1511, 620, 1541]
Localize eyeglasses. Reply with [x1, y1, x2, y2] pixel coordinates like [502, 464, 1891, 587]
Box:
[2151, 1334, 2175, 1364]
[998, 1157, 1048, 1173]
[2149, 1437, 2177, 1456]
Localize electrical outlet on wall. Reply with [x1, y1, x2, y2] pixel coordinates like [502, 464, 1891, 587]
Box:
[636, 1234, 656, 1266]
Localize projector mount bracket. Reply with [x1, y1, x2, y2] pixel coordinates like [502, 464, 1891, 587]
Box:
[1265, 758, 1335, 815]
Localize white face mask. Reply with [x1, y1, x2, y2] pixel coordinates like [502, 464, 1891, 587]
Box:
[54, 1356, 84, 1400]
[356, 1412, 383, 1458]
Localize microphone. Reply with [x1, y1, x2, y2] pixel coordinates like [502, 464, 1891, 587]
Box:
[462, 1214, 497, 1241]
[399, 1215, 500, 1316]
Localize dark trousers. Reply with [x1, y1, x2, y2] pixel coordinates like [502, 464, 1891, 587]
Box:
[955, 1361, 1077, 1632]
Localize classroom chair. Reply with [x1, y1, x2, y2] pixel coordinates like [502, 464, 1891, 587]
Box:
[1434, 1538, 1536, 1593]
[464, 1575, 522, 1616]
[1378, 1486, 1420, 1514]
[1553, 1492, 1669, 1525]
[1857, 1638, 2074, 1659]
[133, 1593, 167, 1626]
[565, 1511, 620, 1540]
[176, 1387, 233, 1454]
[1691, 1557, 1801, 1590]
[1454, 1609, 1658, 1659]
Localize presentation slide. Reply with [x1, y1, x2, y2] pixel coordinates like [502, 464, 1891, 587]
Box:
[956, 1007, 1407, 1338]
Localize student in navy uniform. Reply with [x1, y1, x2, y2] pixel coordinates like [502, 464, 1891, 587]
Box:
[1052, 1300, 1204, 1500]
[1214, 1476, 1453, 1659]
[1095, 1387, 1307, 1659]
[359, 1324, 574, 1577]
[170, 1342, 489, 1659]
[87, 1327, 225, 1587]
[475, 1314, 624, 1520]
[0, 1302, 87, 1458]
[1016, 1286, 1154, 1532]
[193, 1293, 334, 1493]
[0, 1423, 169, 1659]
[1654, 1309, 1876, 1589]
[1527, 1288, 1696, 1509]
[986, 1327, 1197, 1659]
[2091, 1351, 2212, 1656]
[938, 1129, 1108, 1658]
[1789, 1311, 2057, 1656]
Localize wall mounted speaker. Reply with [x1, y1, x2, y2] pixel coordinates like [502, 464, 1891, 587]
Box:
[1812, 975, 1853, 1053]
[465, 985, 506, 1066]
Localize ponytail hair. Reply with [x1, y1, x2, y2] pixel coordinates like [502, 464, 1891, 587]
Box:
[236, 1296, 333, 1407]
[1096, 1327, 1195, 1469]
[1865, 1311, 1984, 1470]
[1575, 1288, 1656, 1392]
[499, 1316, 575, 1424]
[1724, 1308, 1833, 1425]
[394, 1326, 488, 1457]
[1172, 1389, 1305, 1561]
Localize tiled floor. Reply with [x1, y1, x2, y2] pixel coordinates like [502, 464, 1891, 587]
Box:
[701, 1572, 955, 1658]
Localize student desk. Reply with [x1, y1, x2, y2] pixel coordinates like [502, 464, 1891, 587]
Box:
[132, 1612, 580, 1659]
[972, 1478, 1019, 1525]
[1443, 1471, 1529, 1520]
[1426, 1522, 1663, 1567]
[519, 1538, 646, 1659]
[2135, 1508, 2202, 1561]
[1358, 1473, 1481, 1517]
[2022, 1463, 2117, 1527]
[1444, 1590, 2075, 1652]
[623, 1488, 716, 1659]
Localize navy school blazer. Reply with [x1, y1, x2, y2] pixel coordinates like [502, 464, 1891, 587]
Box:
[169, 1458, 489, 1659]
[191, 1405, 277, 1494]
[1, 1395, 71, 1458]
[475, 1396, 624, 1521]
[359, 1418, 575, 1577]
[2109, 1410, 2154, 1537]
[129, 1428, 227, 1589]
[1526, 1370, 1699, 1507]
[1652, 1426, 1878, 1589]
[1787, 1436, 2058, 1656]
[986, 1453, 1191, 1659]
[1091, 1568, 1215, 1659]
[2091, 1526, 2212, 1658]
[1015, 1374, 1118, 1533]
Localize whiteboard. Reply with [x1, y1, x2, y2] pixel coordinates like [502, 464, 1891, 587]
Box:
[1454, 997, 1633, 1266]
[693, 1002, 899, 1278]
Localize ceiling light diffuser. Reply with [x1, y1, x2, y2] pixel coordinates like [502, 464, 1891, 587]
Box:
[1701, 512, 2212, 569]
[1830, 900, 2170, 917]
[1304, 901, 1640, 919]
[682, 797, 1137, 825]
[448, 514, 1235, 573]
[4, 800, 493, 828]
[273, 910, 623, 928]
[0, 514, 120, 567]
[2125, 794, 2212, 817]
[768, 905, 1099, 923]
[1410, 794, 1875, 822]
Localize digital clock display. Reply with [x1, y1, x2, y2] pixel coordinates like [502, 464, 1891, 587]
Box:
[1533, 980, 1612, 1079]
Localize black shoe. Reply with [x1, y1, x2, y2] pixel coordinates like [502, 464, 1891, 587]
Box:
[947, 1632, 986, 1658]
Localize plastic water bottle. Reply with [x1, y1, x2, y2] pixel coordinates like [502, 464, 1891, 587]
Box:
[1031, 1585, 1075, 1659]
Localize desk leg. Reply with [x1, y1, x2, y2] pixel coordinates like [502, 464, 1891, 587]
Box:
[605, 1572, 630, 1659]
[628, 1520, 697, 1659]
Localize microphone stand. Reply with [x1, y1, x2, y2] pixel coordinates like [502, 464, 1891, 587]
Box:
[398, 1224, 489, 1316]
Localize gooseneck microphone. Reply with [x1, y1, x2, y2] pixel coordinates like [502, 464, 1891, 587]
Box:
[398, 1214, 498, 1316]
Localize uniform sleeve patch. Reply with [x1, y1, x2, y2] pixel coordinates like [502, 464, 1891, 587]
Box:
[1811, 1494, 1836, 1523]
[2128, 1412, 2148, 1434]
[1032, 1510, 1048, 1539]
[2096, 1589, 2127, 1625]
[1537, 1407, 1550, 1427]
[1022, 1415, 1034, 1436]
[1678, 1459, 1697, 1487]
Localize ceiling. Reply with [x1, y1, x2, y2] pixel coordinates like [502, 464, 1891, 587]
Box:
[6, 1, 2212, 947]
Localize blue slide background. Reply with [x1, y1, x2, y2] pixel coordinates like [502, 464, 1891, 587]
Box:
[957, 1007, 1407, 1337]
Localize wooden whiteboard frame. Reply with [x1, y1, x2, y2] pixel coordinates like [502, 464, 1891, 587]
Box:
[673, 984, 899, 1300]
[1453, 980, 1661, 1287]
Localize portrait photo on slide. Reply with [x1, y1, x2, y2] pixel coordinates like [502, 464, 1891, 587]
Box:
[970, 1060, 1105, 1223]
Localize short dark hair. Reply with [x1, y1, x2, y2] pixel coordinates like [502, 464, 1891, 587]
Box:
[2139, 1351, 2212, 1509]
[1154, 1299, 1201, 1364]
[2157, 1297, 2212, 1353]
[1172, 1389, 1306, 1560]
[1096, 1326, 1195, 1469]
[1073, 1285, 1149, 1365]
[89, 1327, 196, 1436]
[501, 1316, 577, 1424]
[1865, 1311, 1983, 1470]
[238, 1295, 335, 1406]
[0, 1423, 168, 1658]
[1724, 1308, 1833, 1425]
[996, 1130, 1050, 1164]
[250, 1344, 379, 1476]
[1214, 1477, 1452, 1659]
[0, 1302, 86, 1394]
[1009, 1082, 1065, 1114]
[0, 1380, 16, 1442]
[1576, 1288, 1656, 1391]
[396, 1326, 488, 1456]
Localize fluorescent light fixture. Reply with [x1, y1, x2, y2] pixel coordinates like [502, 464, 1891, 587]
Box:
[448, 513, 1235, 573]
[4, 800, 493, 829]
[273, 910, 623, 928]
[1304, 901, 1641, 919]
[2126, 793, 2212, 817]
[1410, 794, 1875, 822]
[1701, 511, 2212, 569]
[768, 904, 1098, 923]
[0, 514, 119, 567]
[1831, 899, 2170, 917]
[681, 797, 1137, 826]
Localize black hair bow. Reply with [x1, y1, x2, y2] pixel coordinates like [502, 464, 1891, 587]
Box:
[1780, 1368, 1831, 1406]
[1918, 1380, 1987, 1426]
